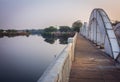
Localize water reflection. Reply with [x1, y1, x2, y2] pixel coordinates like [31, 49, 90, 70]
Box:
[0, 31, 75, 45]
[0, 35, 66, 82]
[0, 33, 73, 44]
[44, 37, 57, 44]
[0, 34, 29, 38]
[41, 34, 74, 44]
[59, 37, 68, 44]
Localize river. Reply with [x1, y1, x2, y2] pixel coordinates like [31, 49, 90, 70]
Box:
[0, 35, 67, 82]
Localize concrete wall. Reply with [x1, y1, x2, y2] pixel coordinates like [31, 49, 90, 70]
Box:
[37, 33, 78, 82]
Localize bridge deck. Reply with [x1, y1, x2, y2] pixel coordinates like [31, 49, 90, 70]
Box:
[69, 34, 120, 82]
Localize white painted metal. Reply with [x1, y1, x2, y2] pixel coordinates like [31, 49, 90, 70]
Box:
[80, 8, 120, 59]
[114, 23, 120, 40]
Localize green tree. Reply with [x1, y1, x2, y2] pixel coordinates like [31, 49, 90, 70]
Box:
[44, 26, 57, 32]
[72, 20, 82, 32]
[6, 29, 17, 33]
[59, 26, 71, 32]
[0, 29, 4, 33]
[112, 20, 120, 26]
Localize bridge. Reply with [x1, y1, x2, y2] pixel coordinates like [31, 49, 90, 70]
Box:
[38, 8, 120, 82]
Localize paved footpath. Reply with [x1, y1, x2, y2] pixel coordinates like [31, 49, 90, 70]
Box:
[69, 34, 120, 82]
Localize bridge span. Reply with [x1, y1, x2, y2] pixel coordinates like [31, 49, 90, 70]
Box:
[38, 8, 120, 82]
[69, 34, 120, 82]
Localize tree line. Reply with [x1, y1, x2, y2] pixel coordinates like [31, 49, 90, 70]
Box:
[0, 20, 82, 37]
[42, 20, 82, 35]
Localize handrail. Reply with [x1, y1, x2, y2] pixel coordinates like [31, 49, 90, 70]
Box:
[37, 33, 78, 82]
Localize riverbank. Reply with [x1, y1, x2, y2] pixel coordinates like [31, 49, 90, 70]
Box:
[0, 32, 29, 37]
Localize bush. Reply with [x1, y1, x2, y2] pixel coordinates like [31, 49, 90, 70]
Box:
[44, 26, 57, 32]
[59, 26, 72, 32]
[72, 20, 82, 32]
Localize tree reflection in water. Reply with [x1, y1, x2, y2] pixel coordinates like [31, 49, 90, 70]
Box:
[41, 34, 74, 44]
[0, 33, 74, 44]
[59, 37, 68, 44]
[44, 37, 57, 44]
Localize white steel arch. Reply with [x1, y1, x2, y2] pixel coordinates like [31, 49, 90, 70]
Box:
[80, 8, 120, 59]
[114, 23, 120, 40]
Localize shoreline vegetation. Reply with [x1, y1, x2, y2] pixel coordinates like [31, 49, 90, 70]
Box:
[0, 29, 75, 38]
[0, 20, 82, 44]
[0, 30, 30, 37]
[0, 20, 82, 37]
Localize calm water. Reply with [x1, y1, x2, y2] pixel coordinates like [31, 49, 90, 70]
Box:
[0, 35, 66, 82]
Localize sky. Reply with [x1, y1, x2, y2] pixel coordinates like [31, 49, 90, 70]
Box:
[0, 0, 120, 29]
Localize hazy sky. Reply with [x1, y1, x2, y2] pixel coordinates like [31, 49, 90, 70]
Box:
[0, 0, 120, 29]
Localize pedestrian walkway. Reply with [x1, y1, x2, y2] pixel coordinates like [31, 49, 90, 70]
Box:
[69, 34, 120, 82]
